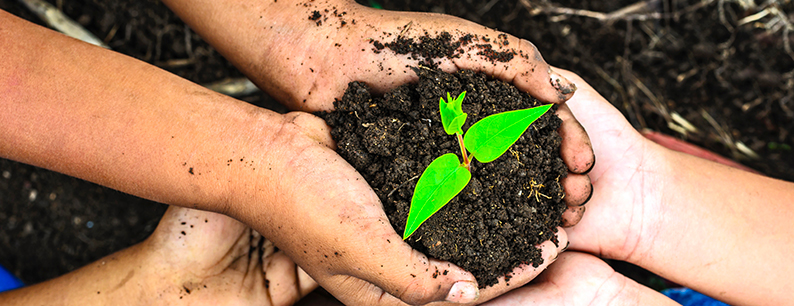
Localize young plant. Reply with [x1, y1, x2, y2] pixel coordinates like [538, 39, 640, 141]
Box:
[403, 91, 552, 239]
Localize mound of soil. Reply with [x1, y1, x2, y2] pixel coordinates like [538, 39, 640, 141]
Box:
[321, 68, 567, 287]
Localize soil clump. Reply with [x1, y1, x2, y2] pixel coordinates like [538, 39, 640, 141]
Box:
[321, 68, 567, 287]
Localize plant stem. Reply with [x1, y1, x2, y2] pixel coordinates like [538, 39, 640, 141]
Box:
[456, 133, 471, 171]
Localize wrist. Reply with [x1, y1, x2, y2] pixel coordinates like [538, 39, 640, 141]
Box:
[620, 144, 681, 266]
[609, 140, 673, 265]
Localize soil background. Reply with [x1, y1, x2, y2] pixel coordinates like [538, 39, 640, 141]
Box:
[1, 0, 792, 294]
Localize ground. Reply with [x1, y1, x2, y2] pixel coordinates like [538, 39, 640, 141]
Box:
[1, 0, 792, 293]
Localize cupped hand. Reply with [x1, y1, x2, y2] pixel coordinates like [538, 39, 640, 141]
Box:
[164, 1, 595, 304]
[141, 205, 316, 306]
[246, 3, 577, 112]
[244, 1, 596, 226]
[551, 69, 669, 262]
[219, 112, 575, 305]
[482, 252, 677, 306]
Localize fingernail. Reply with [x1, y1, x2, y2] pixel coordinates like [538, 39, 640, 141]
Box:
[445, 281, 479, 304]
[582, 155, 596, 174]
[549, 68, 577, 98]
[578, 183, 594, 207]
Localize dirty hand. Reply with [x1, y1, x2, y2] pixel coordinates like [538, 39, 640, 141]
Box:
[138, 206, 317, 305]
[0, 205, 315, 306]
[481, 252, 677, 306]
[163, 0, 593, 304]
[218, 112, 572, 305]
[164, 0, 595, 222]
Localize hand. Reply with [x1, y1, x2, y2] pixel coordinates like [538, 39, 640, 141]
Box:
[0, 204, 316, 306]
[0, 8, 590, 304]
[140, 206, 317, 306]
[547, 69, 666, 262]
[220, 112, 572, 305]
[162, 1, 595, 304]
[482, 252, 677, 306]
[556, 69, 794, 305]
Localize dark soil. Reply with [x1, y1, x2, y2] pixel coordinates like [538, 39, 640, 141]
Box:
[1, 0, 792, 295]
[321, 68, 567, 287]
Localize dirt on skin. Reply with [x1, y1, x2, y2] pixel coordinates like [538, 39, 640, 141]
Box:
[3, 0, 793, 294]
[321, 68, 567, 287]
[374, 0, 794, 181]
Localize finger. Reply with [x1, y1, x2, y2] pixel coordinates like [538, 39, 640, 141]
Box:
[265, 251, 319, 306]
[324, 246, 480, 305]
[556, 104, 595, 174]
[324, 229, 568, 306]
[561, 174, 592, 208]
[283, 111, 337, 149]
[561, 205, 586, 228]
[439, 33, 577, 104]
[297, 267, 316, 297]
[357, 12, 576, 104]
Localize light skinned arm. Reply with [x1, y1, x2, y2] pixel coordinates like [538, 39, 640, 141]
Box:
[557, 69, 794, 305]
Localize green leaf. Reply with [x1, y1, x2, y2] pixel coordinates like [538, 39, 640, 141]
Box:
[464, 104, 553, 163]
[439, 91, 467, 135]
[404, 153, 471, 239]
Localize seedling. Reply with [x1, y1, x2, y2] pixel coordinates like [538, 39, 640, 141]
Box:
[403, 91, 552, 239]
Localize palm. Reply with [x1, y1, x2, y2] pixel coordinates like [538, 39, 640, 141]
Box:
[483, 252, 667, 306]
[556, 69, 665, 261]
[144, 206, 315, 306]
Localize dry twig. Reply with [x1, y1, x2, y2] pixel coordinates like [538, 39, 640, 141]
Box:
[19, 0, 110, 48]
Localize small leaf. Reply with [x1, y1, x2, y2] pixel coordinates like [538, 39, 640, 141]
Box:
[464, 104, 553, 163]
[404, 153, 471, 239]
[439, 91, 467, 135]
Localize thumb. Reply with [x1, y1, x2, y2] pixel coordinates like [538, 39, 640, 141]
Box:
[317, 227, 480, 305]
[439, 33, 577, 104]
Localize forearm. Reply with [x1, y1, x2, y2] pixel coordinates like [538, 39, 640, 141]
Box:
[634, 148, 794, 305]
[0, 244, 156, 305]
[0, 10, 282, 213]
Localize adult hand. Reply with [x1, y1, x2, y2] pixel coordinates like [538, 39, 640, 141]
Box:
[0, 9, 586, 305]
[482, 252, 677, 306]
[163, 1, 595, 304]
[163, 0, 595, 218]
[223, 112, 572, 305]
